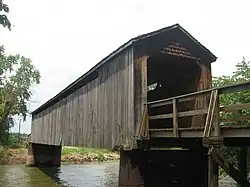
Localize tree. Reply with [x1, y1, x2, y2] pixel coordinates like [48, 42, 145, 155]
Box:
[213, 57, 250, 100]
[0, 0, 11, 30]
[213, 57, 250, 126]
[0, 46, 40, 143]
[213, 57, 250, 169]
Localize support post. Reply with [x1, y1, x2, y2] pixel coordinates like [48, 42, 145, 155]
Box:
[172, 98, 179, 137]
[192, 62, 212, 128]
[208, 154, 219, 187]
[237, 147, 248, 187]
[213, 91, 220, 138]
[26, 142, 62, 167]
[210, 147, 249, 186]
[134, 56, 149, 148]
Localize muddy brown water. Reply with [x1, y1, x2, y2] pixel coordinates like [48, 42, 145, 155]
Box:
[0, 162, 237, 187]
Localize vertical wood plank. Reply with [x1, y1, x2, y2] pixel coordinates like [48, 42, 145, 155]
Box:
[208, 155, 219, 187]
[134, 56, 148, 148]
[94, 79, 98, 148]
[79, 87, 84, 146]
[52, 104, 56, 145]
[237, 147, 248, 187]
[128, 49, 134, 147]
[74, 90, 78, 146]
[172, 98, 179, 137]
[57, 101, 62, 145]
[192, 62, 212, 127]
[66, 95, 70, 145]
[30, 48, 135, 149]
[213, 91, 220, 138]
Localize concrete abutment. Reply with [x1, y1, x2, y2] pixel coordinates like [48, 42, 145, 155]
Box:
[26, 142, 61, 167]
[25, 143, 248, 186]
[119, 149, 208, 187]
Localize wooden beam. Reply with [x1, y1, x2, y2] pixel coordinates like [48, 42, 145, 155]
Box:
[147, 81, 250, 108]
[213, 91, 221, 138]
[149, 109, 208, 120]
[147, 90, 211, 107]
[237, 147, 248, 187]
[208, 154, 219, 187]
[144, 108, 149, 138]
[208, 90, 218, 137]
[148, 94, 209, 108]
[219, 81, 250, 94]
[210, 148, 250, 186]
[220, 103, 250, 112]
[134, 56, 148, 147]
[203, 91, 216, 138]
[221, 116, 250, 122]
[172, 98, 179, 137]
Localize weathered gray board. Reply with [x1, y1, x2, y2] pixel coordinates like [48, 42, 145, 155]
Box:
[31, 24, 217, 150]
[31, 48, 135, 149]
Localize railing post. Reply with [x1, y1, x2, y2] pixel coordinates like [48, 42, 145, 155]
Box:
[144, 105, 149, 139]
[207, 90, 218, 136]
[203, 91, 213, 138]
[173, 98, 179, 138]
[203, 90, 223, 147]
[213, 90, 220, 138]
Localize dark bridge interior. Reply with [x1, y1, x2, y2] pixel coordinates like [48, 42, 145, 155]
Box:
[147, 52, 202, 129]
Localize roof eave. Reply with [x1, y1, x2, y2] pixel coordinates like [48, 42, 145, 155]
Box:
[31, 23, 217, 115]
[177, 25, 217, 63]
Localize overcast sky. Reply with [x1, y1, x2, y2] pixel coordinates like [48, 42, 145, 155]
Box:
[1, 0, 250, 133]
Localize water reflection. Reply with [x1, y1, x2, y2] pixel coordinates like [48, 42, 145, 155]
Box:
[0, 161, 119, 187]
[39, 167, 70, 187]
[0, 162, 238, 187]
[103, 163, 119, 187]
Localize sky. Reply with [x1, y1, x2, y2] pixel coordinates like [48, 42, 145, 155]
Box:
[0, 0, 250, 133]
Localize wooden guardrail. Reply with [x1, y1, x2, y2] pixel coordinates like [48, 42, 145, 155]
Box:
[146, 81, 250, 139]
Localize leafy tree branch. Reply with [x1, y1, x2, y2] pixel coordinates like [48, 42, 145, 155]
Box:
[0, 0, 11, 30]
[0, 46, 40, 143]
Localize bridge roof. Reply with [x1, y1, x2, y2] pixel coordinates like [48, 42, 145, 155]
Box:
[32, 23, 217, 115]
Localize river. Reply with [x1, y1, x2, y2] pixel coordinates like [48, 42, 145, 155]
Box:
[0, 162, 237, 187]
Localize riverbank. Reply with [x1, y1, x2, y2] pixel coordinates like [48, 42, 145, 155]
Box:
[0, 146, 27, 165]
[0, 146, 120, 165]
[61, 146, 120, 164]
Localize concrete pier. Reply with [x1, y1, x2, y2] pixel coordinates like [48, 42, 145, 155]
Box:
[119, 149, 208, 187]
[26, 142, 61, 167]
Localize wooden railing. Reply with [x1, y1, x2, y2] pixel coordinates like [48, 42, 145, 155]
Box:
[136, 81, 250, 142]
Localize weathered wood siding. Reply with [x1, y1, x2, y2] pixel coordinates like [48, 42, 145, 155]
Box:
[191, 62, 212, 127]
[31, 48, 135, 149]
[134, 56, 148, 139]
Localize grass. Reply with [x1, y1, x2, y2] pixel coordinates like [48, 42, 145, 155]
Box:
[61, 146, 119, 163]
[0, 145, 119, 165]
[62, 146, 111, 156]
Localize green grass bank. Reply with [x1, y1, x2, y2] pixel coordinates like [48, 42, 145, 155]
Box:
[0, 146, 120, 165]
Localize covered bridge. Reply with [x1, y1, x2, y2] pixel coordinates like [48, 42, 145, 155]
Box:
[31, 23, 216, 150]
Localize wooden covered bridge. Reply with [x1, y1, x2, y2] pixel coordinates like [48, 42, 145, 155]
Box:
[27, 23, 250, 187]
